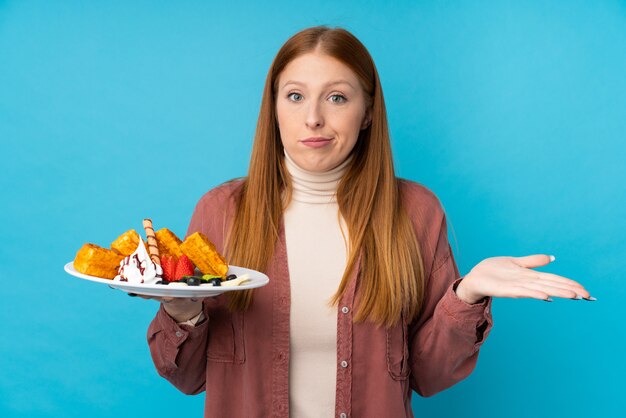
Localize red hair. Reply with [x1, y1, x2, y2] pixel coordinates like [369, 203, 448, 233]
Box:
[226, 26, 424, 327]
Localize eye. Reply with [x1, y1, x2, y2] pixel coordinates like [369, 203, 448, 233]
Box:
[287, 92, 303, 102]
[329, 94, 347, 104]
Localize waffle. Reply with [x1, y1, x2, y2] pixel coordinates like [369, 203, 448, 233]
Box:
[111, 229, 142, 256]
[180, 232, 228, 277]
[155, 228, 184, 259]
[74, 243, 124, 279]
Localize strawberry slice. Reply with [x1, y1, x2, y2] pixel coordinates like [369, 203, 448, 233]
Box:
[174, 254, 195, 281]
[160, 255, 177, 282]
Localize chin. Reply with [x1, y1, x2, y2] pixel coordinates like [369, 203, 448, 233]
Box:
[287, 148, 346, 173]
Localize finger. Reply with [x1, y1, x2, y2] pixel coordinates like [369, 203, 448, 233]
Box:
[512, 254, 555, 269]
[535, 271, 583, 287]
[528, 276, 590, 298]
[135, 294, 163, 301]
[521, 282, 579, 299]
[141, 295, 172, 302]
[507, 285, 551, 301]
[533, 272, 588, 290]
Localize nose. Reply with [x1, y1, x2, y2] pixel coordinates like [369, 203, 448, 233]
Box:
[305, 101, 324, 129]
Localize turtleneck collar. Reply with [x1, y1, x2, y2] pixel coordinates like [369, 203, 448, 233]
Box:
[284, 151, 352, 204]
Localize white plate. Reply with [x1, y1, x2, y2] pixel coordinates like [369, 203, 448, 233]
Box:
[64, 262, 269, 298]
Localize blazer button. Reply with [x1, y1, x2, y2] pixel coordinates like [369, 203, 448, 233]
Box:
[341, 306, 349, 314]
[339, 413, 347, 418]
[340, 360, 348, 368]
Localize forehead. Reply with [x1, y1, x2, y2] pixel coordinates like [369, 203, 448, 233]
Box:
[278, 52, 360, 90]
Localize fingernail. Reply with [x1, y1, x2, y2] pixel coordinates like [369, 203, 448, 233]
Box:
[583, 296, 597, 301]
[549, 255, 556, 262]
[544, 297, 553, 302]
[128, 293, 138, 297]
[571, 295, 582, 300]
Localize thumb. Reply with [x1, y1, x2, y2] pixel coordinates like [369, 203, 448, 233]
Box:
[512, 254, 555, 269]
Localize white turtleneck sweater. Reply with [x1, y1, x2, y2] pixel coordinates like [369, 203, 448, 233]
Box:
[284, 152, 350, 418]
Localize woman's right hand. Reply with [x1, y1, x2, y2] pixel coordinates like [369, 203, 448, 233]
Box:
[135, 294, 203, 322]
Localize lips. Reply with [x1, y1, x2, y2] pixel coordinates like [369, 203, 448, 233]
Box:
[300, 136, 333, 143]
[300, 137, 333, 148]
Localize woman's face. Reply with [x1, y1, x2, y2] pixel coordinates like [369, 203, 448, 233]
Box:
[275, 51, 371, 173]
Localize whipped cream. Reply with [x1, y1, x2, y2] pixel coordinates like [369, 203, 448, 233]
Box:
[114, 237, 163, 284]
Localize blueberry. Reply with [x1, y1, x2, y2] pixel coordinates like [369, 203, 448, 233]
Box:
[155, 280, 169, 285]
[209, 278, 221, 286]
[186, 277, 201, 286]
[225, 274, 237, 281]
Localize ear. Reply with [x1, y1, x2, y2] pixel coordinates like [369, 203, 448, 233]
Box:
[360, 107, 372, 130]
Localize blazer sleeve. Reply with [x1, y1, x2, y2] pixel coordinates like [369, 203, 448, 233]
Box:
[146, 183, 236, 395]
[147, 303, 209, 395]
[408, 212, 493, 397]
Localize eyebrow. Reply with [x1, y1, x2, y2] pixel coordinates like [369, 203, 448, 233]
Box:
[280, 80, 356, 90]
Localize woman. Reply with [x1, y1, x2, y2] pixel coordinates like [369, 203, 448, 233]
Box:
[146, 26, 592, 418]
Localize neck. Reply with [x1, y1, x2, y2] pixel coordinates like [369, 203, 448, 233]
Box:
[284, 152, 352, 204]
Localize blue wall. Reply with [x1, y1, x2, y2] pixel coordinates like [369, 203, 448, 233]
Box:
[1, 1, 624, 417]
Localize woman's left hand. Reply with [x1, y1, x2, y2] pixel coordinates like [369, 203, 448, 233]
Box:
[455, 254, 594, 304]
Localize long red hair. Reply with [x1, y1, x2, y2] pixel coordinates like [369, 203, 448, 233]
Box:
[225, 26, 424, 327]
